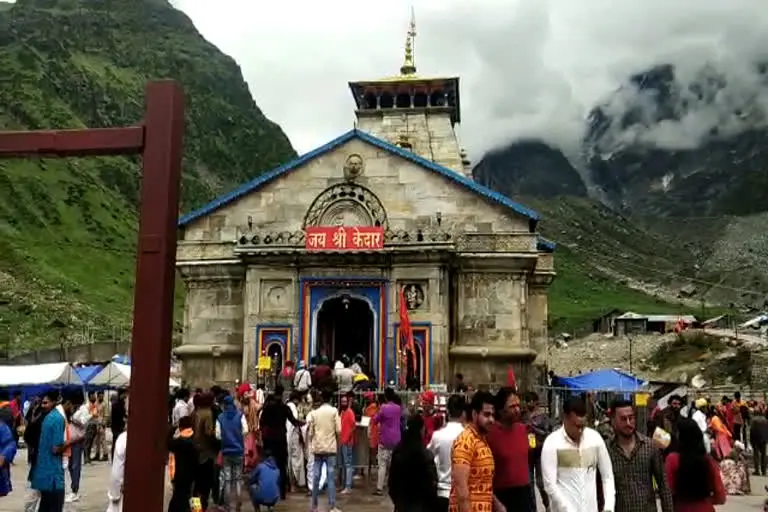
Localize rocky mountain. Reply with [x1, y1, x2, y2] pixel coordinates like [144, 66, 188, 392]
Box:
[0, 0, 296, 354]
[475, 61, 768, 312]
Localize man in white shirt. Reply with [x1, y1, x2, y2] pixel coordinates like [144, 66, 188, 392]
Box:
[172, 388, 191, 427]
[427, 394, 466, 512]
[294, 361, 312, 393]
[687, 398, 711, 453]
[541, 396, 615, 512]
[306, 389, 341, 512]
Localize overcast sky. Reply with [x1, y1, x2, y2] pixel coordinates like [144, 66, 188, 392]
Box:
[173, 0, 768, 159]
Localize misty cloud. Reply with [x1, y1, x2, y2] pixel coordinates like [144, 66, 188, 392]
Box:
[173, 0, 768, 159]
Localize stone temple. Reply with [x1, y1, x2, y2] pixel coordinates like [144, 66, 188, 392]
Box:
[174, 19, 556, 389]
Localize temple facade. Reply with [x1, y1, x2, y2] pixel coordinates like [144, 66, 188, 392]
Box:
[174, 18, 555, 388]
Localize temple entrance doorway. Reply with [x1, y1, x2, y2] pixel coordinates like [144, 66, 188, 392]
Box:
[316, 295, 373, 366]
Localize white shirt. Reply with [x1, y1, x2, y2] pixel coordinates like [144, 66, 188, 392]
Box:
[172, 399, 190, 427]
[427, 421, 465, 498]
[690, 409, 711, 452]
[541, 426, 615, 512]
[294, 369, 312, 392]
[107, 431, 127, 511]
[70, 403, 92, 442]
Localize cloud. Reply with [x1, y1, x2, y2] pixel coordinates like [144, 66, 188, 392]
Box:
[172, 0, 768, 160]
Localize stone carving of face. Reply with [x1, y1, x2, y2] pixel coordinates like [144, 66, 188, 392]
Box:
[344, 154, 364, 181]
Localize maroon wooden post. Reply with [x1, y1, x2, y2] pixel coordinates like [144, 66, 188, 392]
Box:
[122, 80, 185, 512]
[0, 80, 185, 512]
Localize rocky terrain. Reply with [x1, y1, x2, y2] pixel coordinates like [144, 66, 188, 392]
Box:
[548, 329, 767, 385]
[475, 61, 768, 312]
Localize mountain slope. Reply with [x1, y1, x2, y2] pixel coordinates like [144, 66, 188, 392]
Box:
[0, 0, 296, 354]
[476, 60, 768, 316]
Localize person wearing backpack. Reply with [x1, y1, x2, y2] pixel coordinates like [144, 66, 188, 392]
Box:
[294, 361, 312, 393]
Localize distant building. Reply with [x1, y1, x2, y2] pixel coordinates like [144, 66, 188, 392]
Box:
[592, 309, 622, 334]
[614, 312, 648, 336]
[614, 312, 696, 335]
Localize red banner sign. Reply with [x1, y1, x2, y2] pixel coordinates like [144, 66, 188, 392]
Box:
[305, 226, 384, 250]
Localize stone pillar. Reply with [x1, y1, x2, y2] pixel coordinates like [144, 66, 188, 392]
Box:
[528, 284, 549, 356]
[450, 264, 537, 388]
[174, 262, 245, 388]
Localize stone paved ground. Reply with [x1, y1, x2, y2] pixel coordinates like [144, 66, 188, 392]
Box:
[5, 450, 768, 512]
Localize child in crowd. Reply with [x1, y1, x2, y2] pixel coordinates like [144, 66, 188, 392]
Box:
[248, 448, 280, 512]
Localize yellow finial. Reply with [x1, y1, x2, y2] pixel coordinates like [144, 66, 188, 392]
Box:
[400, 7, 417, 76]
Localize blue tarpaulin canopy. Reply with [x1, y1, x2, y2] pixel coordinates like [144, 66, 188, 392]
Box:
[73, 365, 104, 385]
[553, 369, 645, 391]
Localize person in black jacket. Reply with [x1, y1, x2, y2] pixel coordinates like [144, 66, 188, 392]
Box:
[388, 414, 438, 512]
[168, 415, 198, 512]
[110, 390, 127, 461]
[750, 407, 768, 476]
[23, 398, 47, 472]
[259, 385, 303, 500]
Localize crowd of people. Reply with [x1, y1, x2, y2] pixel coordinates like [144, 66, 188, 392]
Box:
[0, 388, 128, 511]
[1, 365, 768, 512]
[648, 392, 768, 495]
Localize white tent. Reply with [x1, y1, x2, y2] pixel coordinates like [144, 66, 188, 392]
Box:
[89, 362, 179, 388]
[0, 362, 83, 387]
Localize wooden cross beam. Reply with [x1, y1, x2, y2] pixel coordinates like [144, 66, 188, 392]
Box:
[0, 80, 184, 512]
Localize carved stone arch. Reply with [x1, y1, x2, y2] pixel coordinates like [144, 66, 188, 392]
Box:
[303, 183, 389, 229]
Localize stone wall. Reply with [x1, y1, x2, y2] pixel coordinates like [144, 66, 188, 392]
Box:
[450, 264, 539, 387]
[180, 138, 531, 244]
[356, 110, 465, 175]
[6, 341, 130, 365]
[175, 263, 245, 387]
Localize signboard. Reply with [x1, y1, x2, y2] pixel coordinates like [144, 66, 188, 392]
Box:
[257, 356, 272, 371]
[305, 226, 384, 250]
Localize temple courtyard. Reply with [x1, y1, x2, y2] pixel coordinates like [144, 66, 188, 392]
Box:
[5, 450, 768, 512]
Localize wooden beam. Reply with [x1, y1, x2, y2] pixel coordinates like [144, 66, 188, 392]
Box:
[0, 126, 144, 157]
[123, 80, 184, 512]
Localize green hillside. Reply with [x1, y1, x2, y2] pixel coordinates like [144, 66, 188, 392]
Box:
[0, 0, 296, 354]
[532, 197, 702, 333]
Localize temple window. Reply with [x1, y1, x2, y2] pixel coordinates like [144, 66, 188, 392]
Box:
[363, 92, 377, 109]
[380, 92, 394, 109]
[395, 92, 411, 109]
[413, 92, 428, 108]
[430, 90, 445, 107]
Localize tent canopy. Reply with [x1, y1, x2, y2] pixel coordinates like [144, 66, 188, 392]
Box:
[0, 362, 82, 387]
[554, 369, 645, 391]
[73, 365, 104, 385]
[89, 362, 179, 388]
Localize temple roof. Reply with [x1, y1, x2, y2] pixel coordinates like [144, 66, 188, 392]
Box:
[178, 129, 554, 253]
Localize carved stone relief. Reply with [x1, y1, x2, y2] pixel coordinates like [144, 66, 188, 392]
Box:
[402, 283, 426, 310]
[303, 183, 388, 229]
[260, 279, 292, 312]
[343, 153, 364, 181]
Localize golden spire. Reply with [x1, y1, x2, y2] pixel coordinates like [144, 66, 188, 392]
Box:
[399, 7, 417, 76]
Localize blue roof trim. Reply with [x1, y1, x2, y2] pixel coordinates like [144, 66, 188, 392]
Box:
[178, 129, 358, 227]
[537, 237, 556, 253]
[354, 130, 540, 221]
[178, 128, 541, 227]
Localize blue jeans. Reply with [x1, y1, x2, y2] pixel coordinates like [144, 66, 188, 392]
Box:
[68, 443, 83, 493]
[311, 454, 336, 509]
[339, 445, 354, 490]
